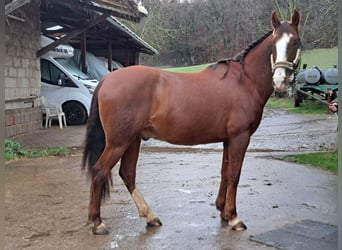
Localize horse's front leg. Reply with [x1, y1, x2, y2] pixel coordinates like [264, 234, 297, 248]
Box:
[220, 133, 250, 231]
[216, 141, 229, 213]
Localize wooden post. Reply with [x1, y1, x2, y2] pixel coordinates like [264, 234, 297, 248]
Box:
[81, 32, 87, 74]
[126, 44, 129, 66]
[107, 31, 112, 71]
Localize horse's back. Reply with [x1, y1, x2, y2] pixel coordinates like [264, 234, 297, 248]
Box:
[101, 65, 160, 92]
[98, 65, 208, 110]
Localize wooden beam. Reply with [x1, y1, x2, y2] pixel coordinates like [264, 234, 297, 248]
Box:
[5, 0, 31, 15]
[81, 32, 87, 73]
[37, 12, 110, 58]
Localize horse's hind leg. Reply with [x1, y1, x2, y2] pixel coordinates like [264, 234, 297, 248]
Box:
[89, 144, 126, 235]
[119, 137, 162, 226]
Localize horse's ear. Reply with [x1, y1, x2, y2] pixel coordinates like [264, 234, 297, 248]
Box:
[291, 9, 300, 27]
[271, 11, 281, 30]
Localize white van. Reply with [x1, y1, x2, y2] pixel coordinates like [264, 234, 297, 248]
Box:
[40, 36, 99, 125]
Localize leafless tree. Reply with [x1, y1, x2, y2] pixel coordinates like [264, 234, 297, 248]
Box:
[133, 0, 337, 66]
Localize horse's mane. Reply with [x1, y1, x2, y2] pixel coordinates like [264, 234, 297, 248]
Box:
[231, 30, 273, 63]
[210, 30, 273, 79]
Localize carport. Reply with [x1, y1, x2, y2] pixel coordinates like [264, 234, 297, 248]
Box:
[38, 0, 158, 68]
[5, 0, 157, 138]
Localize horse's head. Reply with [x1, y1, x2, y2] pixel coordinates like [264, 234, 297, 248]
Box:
[270, 10, 301, 92]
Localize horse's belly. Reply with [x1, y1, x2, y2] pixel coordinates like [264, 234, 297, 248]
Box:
[140, 126, 225, 146]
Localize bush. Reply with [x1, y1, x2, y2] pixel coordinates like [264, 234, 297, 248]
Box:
[5, 139, 68, 160]
[284, 151, 337, 174]
[5, 139, 30, 160]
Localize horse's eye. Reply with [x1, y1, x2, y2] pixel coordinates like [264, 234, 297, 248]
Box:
[292, 40, 300, 46]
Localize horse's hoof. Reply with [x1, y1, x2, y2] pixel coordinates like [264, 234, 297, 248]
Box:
[147, 217, 162, 227]
[92, 222, 109, 235]
[220, 213, 228, 221]
[229, 217, 247, 231]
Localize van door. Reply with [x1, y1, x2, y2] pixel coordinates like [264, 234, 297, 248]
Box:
[40, 58, 72, 105]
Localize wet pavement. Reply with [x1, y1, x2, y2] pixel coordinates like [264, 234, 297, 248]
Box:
[5, 107, 338, 249]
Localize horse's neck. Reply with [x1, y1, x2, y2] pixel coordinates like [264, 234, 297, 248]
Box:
[245, 36, 274, 104]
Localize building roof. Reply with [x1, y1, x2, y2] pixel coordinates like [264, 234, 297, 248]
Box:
[106, 16, 158, 55]
[6, 0, 146, 21]
[6, 0, 157, 56]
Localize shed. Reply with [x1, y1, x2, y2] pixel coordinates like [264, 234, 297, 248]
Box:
[5, 0, 156, 138]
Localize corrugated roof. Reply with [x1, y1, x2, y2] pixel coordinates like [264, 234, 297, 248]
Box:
[5, 0, 31, 15]
[86, 0, 146, 22]
[106, 16, 158, 55]
[6, 0, 146, 22]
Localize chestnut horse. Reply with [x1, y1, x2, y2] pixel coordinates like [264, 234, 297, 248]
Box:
[83, 10, 301, 234]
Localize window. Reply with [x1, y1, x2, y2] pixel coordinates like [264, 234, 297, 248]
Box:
[41, 59, 64, 85]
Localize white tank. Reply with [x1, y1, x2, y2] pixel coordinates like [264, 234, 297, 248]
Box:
[296, 67, 321, 84]
[322, 68, 338, 84]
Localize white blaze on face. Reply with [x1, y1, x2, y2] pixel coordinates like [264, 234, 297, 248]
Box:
[273, 33, 293, 90]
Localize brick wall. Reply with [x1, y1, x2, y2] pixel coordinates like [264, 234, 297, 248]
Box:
[5, 1, 41, 138]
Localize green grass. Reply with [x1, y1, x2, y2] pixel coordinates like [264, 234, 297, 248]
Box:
[164, 48, 338, 73]
[5, 139, 69, 161]
[164, 63, 212, 73]
[266, 97, 327, 114]
[284, 151, 338, 174]
[301, 47, 338, 69]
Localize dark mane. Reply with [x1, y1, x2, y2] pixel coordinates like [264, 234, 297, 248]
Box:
[231, 30, 273, 64]
[209, 30, 273, 79]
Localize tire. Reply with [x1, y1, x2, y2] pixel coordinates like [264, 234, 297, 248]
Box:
[63, 101, 88, 125]
[294, 91, 302, 107]
[275, 91, 284, 98]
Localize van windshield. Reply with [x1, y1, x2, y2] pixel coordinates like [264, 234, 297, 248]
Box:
[55, 58, 90, 80]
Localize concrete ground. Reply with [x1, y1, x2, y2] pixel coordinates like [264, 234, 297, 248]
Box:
[4, 150, 337, 250]
[5, 107, 338, 249]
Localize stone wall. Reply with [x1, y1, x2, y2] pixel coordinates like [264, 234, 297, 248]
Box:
[5, 1, 41, 138]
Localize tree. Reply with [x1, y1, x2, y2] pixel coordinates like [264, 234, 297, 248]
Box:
[134, 0, 337, 66]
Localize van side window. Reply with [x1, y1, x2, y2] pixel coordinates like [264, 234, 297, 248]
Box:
[41, 59, 64, 85]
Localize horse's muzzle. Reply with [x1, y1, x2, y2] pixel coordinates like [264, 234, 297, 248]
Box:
[272, 81, 288, 93]
[272, 68, 294, 92]
[272, 74, 288, 92]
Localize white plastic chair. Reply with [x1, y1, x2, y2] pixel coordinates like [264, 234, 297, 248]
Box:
[41, 96, 67, 129]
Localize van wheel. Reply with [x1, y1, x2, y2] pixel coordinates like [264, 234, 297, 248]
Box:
[63, 102, 87, 125]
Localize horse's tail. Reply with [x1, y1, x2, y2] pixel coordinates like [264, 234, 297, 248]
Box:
[82, 80, 112, 200]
